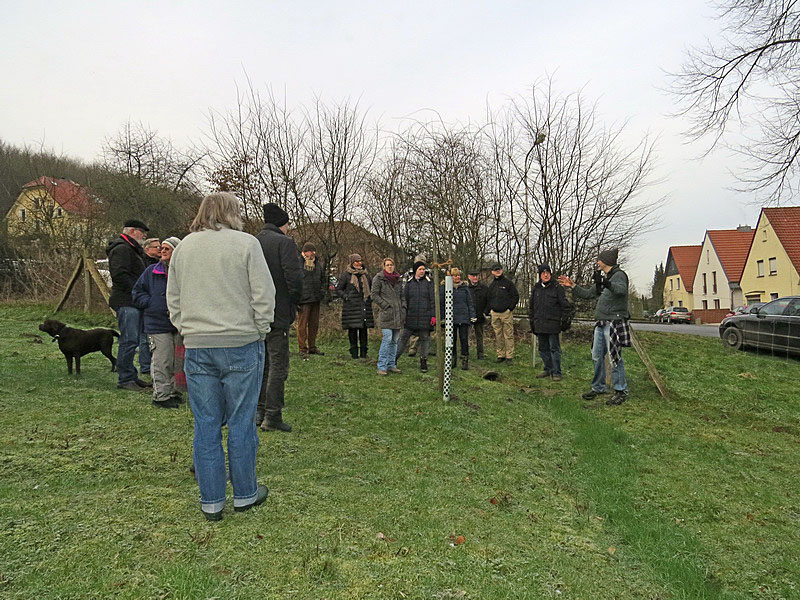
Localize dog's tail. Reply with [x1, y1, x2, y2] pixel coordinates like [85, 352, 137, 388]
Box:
[112, 330, 120, 337]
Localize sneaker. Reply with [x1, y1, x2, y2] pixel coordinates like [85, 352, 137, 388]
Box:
[535, 372, 550, 379]
[377, 370, 388, 376]
[496, 357, 506, 363]
[551, 375, 563, 382]
[388, 367, 402, 374]
[152, 398, 180, 409]
[261, 420, 292, 433]
[505, 358, 513, 365]
[134, 378, 153, 388]
[420, 359, 428, 373]
[234, 484, 269, 512]
[606, 391, 628, 406]
[170, 393, 186, 404]
[117, 381, 148, 392]
[581, 389, 606, 400]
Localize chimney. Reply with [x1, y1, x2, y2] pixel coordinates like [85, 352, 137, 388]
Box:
[736, 225, 752, 232]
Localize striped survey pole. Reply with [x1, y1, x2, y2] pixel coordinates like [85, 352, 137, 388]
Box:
[443, 274, 454, 402]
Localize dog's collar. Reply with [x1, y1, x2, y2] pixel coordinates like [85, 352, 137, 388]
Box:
[50, 322, 68, 341]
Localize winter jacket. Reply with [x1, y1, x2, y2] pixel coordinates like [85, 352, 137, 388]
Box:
[255, 223, 303, 330]
[106, 235, 148, 311]
[299, 258, 326, 304]
[467, 281, 489, 324]
[529, 280, 570, 335]
[132, 262, 177, 334]
[486, 275, 519, 314]
[572, 266, 630, 321]
[337, 271, 375, 329]
[372, 271, 406, 330]
[403, 276, 435, 331]
[452, 283, 476, 326]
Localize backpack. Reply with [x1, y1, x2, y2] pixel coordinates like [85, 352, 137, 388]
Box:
[560, 299, 576, 332]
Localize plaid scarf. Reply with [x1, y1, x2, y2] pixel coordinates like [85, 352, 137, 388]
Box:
[596, 319, 631, 365]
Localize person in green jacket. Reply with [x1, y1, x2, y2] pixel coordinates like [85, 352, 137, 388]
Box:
[558, 248, 631, 406]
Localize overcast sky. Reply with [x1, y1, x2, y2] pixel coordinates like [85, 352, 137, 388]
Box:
[1, 0, 763, 292]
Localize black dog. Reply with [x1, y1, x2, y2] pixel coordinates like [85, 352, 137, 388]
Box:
[38, 319, 119, 375]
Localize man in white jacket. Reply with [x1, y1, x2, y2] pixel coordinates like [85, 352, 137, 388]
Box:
[167, 192, 276, 521]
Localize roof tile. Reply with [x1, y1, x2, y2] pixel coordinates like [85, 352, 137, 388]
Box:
[707, 229, 755, 283]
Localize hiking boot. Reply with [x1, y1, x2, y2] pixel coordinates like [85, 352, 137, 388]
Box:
[581, 389, 606, 400]
[261, 420, 292, 433]
[535, 371, 550, 379]
[117, 381, 148, 392]
[254, 409, 264, 426]
[461, 357, 469, 371]
[134, 378, 153, 388]
[234, 484, 269, 512]
[496, 357, 506, 363]
[152, 398, 180, 409]
[388, 367, 402, 374]
[202, 509, 224, 522]
[551, 374, 563, 382]
[360, 348, 368, 359]
[420, 359, 428, 373]
[505, 358, 513, 366]
[606, 391, 628, 406]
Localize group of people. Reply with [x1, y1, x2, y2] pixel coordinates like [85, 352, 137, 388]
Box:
[104, 192, 631, 521]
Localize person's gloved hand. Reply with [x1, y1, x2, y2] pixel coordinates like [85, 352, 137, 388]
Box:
[470, 317, 477, 323]
[431, 317, 437, 326]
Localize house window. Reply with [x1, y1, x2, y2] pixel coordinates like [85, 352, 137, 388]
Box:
[670, 279, 673, 290]
[712, 271, 717, 294]
[706, 249, 710, 264]
[762, 229, 768, 241]
[703, 273, 707, 294]
[702, 300, 708, 309]
[769, 257, 777, 275]
[18, 208, 26, 222]
[771, 292, 779, 300]
[55, 207, 63, 218]
[677, 278, 681, 290]
[757, 260, 765, 277]
[678, 300, 683, 307]
[714, 299, 720, 309]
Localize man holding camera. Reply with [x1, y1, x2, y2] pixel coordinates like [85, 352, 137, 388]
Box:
[558, 248, 630, 406]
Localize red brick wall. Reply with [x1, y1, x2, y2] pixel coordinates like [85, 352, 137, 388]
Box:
[693, 308, 730, 324]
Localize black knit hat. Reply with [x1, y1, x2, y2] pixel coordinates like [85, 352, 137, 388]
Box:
[538, 264, 552, 274]
[301, 242, 316, 252]
[597, 248, 619, 266]
[263, 203, 289, 227]
[412, 260, 426, 273]
[124, 219, 149, 232]
[490, 263, 503, 271]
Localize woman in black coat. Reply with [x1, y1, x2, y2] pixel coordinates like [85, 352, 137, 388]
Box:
[448, 268, 476, 370]
[395, 260, 435, 372]
[336, 253, 375, 358]
[529, 264, 570, 381]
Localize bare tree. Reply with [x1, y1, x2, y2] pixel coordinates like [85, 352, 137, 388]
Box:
[487, 80, 658, 292]
[672, 0, 800, 201]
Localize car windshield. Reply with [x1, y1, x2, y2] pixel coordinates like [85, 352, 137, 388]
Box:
[673, 307, 688, 312]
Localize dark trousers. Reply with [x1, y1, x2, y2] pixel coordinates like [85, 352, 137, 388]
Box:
[347, 327, 368, 358]
[536, 333, 562, 376]
[397, 328, 430, 360]
[452, 324, 470, 357]
[258, 328, 290, 423]
[296, 302, 320, 353]
[472, 322, 485, 358]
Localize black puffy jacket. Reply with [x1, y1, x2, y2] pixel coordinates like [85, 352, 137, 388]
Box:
[468, 281, 489, 324]
[106, 235, 147, 311]
[403, 277, 434, 331]
[451, 284, 476, 326]
[486, 275, 519, 313]
[529, 280, 570, 335]
[337, 271, 375, 329]
[299, 259, 325, 304]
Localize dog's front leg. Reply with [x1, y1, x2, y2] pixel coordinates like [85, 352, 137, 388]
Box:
[67, 355, 73, 374]
[75, 355, 81, 375]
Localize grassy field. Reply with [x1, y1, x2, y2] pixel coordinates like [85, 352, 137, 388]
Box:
[0, 304, 798, 599]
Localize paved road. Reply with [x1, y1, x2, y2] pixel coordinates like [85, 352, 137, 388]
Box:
[629, 322, 720, 337]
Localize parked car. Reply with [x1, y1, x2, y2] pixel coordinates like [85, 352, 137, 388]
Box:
[666, 306, 693, 324]
[719, 296, 800, 355]
[651, 308, 668, 323]
[724, 303, 764, 319]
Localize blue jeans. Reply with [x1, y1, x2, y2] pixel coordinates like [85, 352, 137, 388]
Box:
[591, 323, 627, 393]
[536, 333, 561, 375]
[377, 329, 400, 371]
[116, 306, 143, 385]
[184, 341, 265, 514]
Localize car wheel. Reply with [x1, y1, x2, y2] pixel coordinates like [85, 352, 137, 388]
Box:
[722, 327, 743, 350]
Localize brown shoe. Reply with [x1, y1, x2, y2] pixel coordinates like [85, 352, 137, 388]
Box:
[535, 372, 550, 379]
[377, 370, 388, 375]
[388, 367, 402, 374]
[551, 375, 562, 382]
